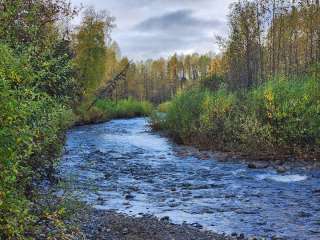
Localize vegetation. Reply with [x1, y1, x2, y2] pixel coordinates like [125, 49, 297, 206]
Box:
[115, 0, 320, 105]
[152, 76, 320, 158]
[151, 0, 320, 160]
[0, 0, 80, 237]
[0, 0, 154, 236]
[1, 0, 319, 238]
[77, 98, 153, 124]
[96, 98, 153, 119]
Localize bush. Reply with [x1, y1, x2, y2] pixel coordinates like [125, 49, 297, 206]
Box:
[0, 44, 74, 238]
[249, 77, 320, 151]
[165, 89, 208, 142]
[158, 101, 172, 113]
[152, 76, 320, 158]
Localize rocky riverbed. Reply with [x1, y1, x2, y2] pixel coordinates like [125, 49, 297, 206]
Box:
[82, 210, 235, 240]
[56, 118, 320, 240]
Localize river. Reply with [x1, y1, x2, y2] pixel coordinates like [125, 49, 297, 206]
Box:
[58, 118, 320, 240]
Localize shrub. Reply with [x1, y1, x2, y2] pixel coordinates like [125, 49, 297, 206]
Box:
[0, 44, 74, 238]
[158, 101, 172, 113]
[164, 89, 207, 142]
[152, 75, 320, 158]
[249, 77, 320, 152]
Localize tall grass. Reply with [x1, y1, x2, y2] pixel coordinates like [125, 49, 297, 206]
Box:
[88, 98, 153, 122]
[75, 97, 153, 125]
[152, 76, 320, 158]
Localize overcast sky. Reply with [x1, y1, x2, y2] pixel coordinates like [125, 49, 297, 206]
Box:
[70, 0, 234, 60]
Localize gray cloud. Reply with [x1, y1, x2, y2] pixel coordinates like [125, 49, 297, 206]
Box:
[123, 9, 223, 59]
[71, 0, 234, 60]
[135, 9, 223, 33]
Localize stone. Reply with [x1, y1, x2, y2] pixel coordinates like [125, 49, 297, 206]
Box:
[104, 173, 112, 179]
[312, 189, 320, 194]
[271, 236, 285, 240]
[248, 163, 257, 169]
[122, 227, 129, 235]
[237, 233, 245, 239]
[191, 223, 203, 229]
[276, 166, 287, 173]
[125, 194, 134, 200]
[248, 162, 269, 169]
[160, 216, 170, 222]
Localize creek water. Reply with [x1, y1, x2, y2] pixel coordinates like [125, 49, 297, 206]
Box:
[58, 118, 320, 239]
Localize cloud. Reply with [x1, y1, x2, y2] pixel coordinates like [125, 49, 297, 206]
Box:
[71, 0, 233, 60]
[120, 9, 223, 59]
[134, 9, 223, 34]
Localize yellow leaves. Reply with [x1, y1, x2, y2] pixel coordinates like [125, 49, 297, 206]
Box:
[264, 88, 275, 120]
[9, 71, 23, 84]
[0, 191, 4, 205]
[202, 96, 211, 110]
[264, 89, 274, 103]
[16, 137, 22, 144]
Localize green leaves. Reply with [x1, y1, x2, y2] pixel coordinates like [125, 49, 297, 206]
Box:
[152, 76, 320, 156]
[0, 43, 74, 238]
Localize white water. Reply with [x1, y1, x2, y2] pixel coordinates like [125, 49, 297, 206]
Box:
[257, 173, 308, 183]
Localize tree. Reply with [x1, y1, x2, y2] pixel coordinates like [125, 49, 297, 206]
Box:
[167, 54, 179, 96]
[73, 7, 115, 97]
[0, 0, 77, 51]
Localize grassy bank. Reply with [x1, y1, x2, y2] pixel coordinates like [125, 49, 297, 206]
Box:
[151, 76, 320, 160]
[76, 98, 153, 125]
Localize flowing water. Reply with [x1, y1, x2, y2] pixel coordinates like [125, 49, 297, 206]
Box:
[58, 118, 320, 240]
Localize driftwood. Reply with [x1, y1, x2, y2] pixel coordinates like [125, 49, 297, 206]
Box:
[87, 62, 131, 111]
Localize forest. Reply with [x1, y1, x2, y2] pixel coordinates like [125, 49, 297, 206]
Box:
[0, 0, 319, 239]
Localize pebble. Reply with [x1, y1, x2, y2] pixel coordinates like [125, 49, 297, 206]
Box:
[237, 233, 245, 239]
[248, 162, 269, 169]
[122, 227, 129, 234]
[160, 216, 170, 222]
[312, 189, 320, 194]
[271, 236, 285, 240]
[125, 194, 134, 200]
[276, 166, 287, 173]
[191, 223, 203, 229]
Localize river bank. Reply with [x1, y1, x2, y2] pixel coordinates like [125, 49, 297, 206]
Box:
[82, 210, 235, 240]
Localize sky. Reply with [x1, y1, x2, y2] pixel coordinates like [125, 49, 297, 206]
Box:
[70, 0, 235, 60]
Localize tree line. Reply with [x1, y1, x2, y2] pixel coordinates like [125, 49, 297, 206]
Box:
[114, 0, 320, 102]
[221, 0, 320, 90]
